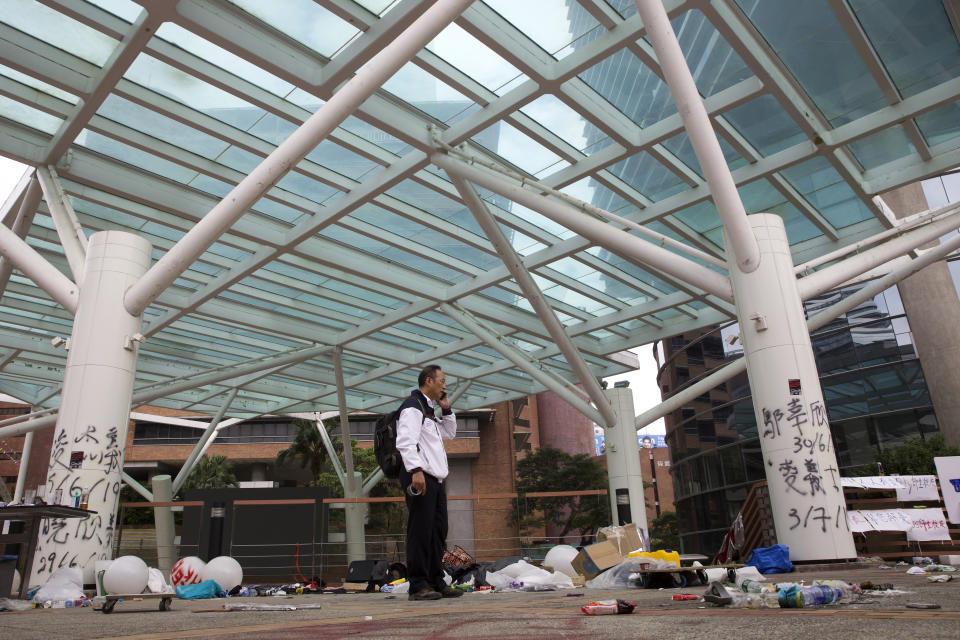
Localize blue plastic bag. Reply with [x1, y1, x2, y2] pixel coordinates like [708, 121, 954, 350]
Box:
[175, 579, 223, 599]
[744, 544, 793, 574]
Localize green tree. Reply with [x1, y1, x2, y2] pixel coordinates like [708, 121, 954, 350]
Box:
[511, 445, 610, 546]
[856, 434, 960, 476]
[276, 418, 329, 482]
[649, 510, 679, 551]
[179, 454, 238, 492]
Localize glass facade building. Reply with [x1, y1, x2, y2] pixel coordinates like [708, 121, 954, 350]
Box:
[663, 282, 938, 554]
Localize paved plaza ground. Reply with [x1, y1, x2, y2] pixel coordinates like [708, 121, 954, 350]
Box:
[2, 566, 959, 640]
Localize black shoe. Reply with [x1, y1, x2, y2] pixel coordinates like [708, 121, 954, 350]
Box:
[408, 588, 442, 601]
[440, 586, 464, 598]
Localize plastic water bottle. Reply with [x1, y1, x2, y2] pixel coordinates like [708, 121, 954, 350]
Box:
[727, 592, 779, 608]
[740, 579, 774, 593]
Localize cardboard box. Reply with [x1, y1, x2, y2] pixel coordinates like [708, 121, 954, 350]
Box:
[342, 582, 371, 593]
[571, 540, 621, 579]
[597, 523, 643, 556]
[940, 555, 960, 565]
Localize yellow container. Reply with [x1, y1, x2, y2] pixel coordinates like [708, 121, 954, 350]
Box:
[627, 549, 680, 567]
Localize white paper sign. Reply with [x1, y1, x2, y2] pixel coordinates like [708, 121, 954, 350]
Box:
[847, 510, 874, 533]
[894, 475, 940, 501]
[934, 456, 960, 524]
[906, 508, 951, 541]
[842, 476, 901, 490]
[862, 509, 914, 532]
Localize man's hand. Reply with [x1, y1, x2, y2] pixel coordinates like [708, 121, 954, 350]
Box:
[438, 392, 451, 413]
[411, 470, 426, 495]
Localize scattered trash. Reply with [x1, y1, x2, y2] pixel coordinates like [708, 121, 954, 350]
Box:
[222, 603, 297, 611]
[906, 603, 941, 609]
[927, 575, 951, 583]
[877, 565, 893, 570]
[384, 595, 396, 599]
[922, 564, 957, 573]
[564, 592, 584, 597]
[672, 594, 698, 601]
[906, 566, 926, 575]
[911, 557, 934, 565]
[364, 615, 373, 620]
[859, 582, 894, 591]
[0, 598, 34, 611]
[581, 599, 636, 615]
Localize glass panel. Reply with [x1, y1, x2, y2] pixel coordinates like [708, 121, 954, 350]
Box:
[737, 179, 820, 243]
[227, 0, 359, 58]
[735, 0, 887, 125]
[669, 10, 753, 97]
[521, 94, 613, 155]
[382, 62, 476, 122]
[154, 23, 294, 97]
[916, 101, 960, 147]
[662, 130, 747, 178]
[780, 156, 874, 228]
[723, 95, 806, 156]
[473, 121, 563, 175]
[125, 55, 266, 130]
[579, 48, 677, 127]
[427, 23, 525, 94]
[2, 0, 118, 65]
[0, 63, 79, 104]
[485, 0, 599, 58]
[0, 94, 62, 133]
[847, 125, 915, 170]
[850, 0, 960, 98]
[88, 0, 141, 22]
[606, 151, 687, 202]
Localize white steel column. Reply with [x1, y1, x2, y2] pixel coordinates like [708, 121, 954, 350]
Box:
[0, 174, 41, 299]
[171, 388, 239, 494]
[727, 214, 854, 561]
[151, 474, 175, 576]
[31, 230, 152, 585]
[603, 386, 648, 535]
[333, 347, 365, 563]
[12, 430, 33, 502]
[0, 217, 79, 314]
[635, 0, 760, 273]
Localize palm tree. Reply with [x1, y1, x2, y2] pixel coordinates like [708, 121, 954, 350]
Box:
[276, 418, 329, 483]
[180, 454, 238, 491]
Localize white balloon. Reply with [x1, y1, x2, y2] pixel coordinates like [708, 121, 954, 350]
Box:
[542, 544, 580, 578]
[102, 556, 149, 595]
[200, 556, 243, 591]
[170, 556, 206, 587]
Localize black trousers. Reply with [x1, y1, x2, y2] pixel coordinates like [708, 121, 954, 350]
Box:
[400, 469, 448, 593]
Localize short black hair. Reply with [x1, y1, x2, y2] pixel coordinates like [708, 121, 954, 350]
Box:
[418, 364, 442, 387]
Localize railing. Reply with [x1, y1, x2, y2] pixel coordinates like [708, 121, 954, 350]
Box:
[722, 480, 960, 562]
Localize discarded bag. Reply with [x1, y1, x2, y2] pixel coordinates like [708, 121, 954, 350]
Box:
[175, 579, 223, 599]
[744, 544, 793, 574]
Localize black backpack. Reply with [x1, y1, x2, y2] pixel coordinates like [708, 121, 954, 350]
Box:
[374, 396, 428, 479]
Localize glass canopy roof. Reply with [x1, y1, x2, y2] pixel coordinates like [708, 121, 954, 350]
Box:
[0, 0, 958, 419]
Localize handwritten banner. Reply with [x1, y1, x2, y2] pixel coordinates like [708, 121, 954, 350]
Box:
[906, 508, 951, 541]
[842, 475, 941, 500]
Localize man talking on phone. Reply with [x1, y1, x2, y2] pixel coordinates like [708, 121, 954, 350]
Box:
[395, 364, 461, 601]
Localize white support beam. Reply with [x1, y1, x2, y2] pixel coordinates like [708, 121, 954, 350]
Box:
[637, 226, 960, 430]
[798, 205, 960, 299]
[0, 174, 42, 300]
[440, 302, 607, 426]
[448, 379, 472, 405]
[172, 387, 239, 494]
[433, 153, 734, 301]
[0, 222, 78, 314]
[316, 413, 344, 485]
[634, 0, 760, 274]
[332, 346, 357, 489]
[35, 166, 87, 283]
[122, 472, 153, 502]
[450, 174, 617, 428]
[0, 167, 33, 226]
[123, 0, 475, 316]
